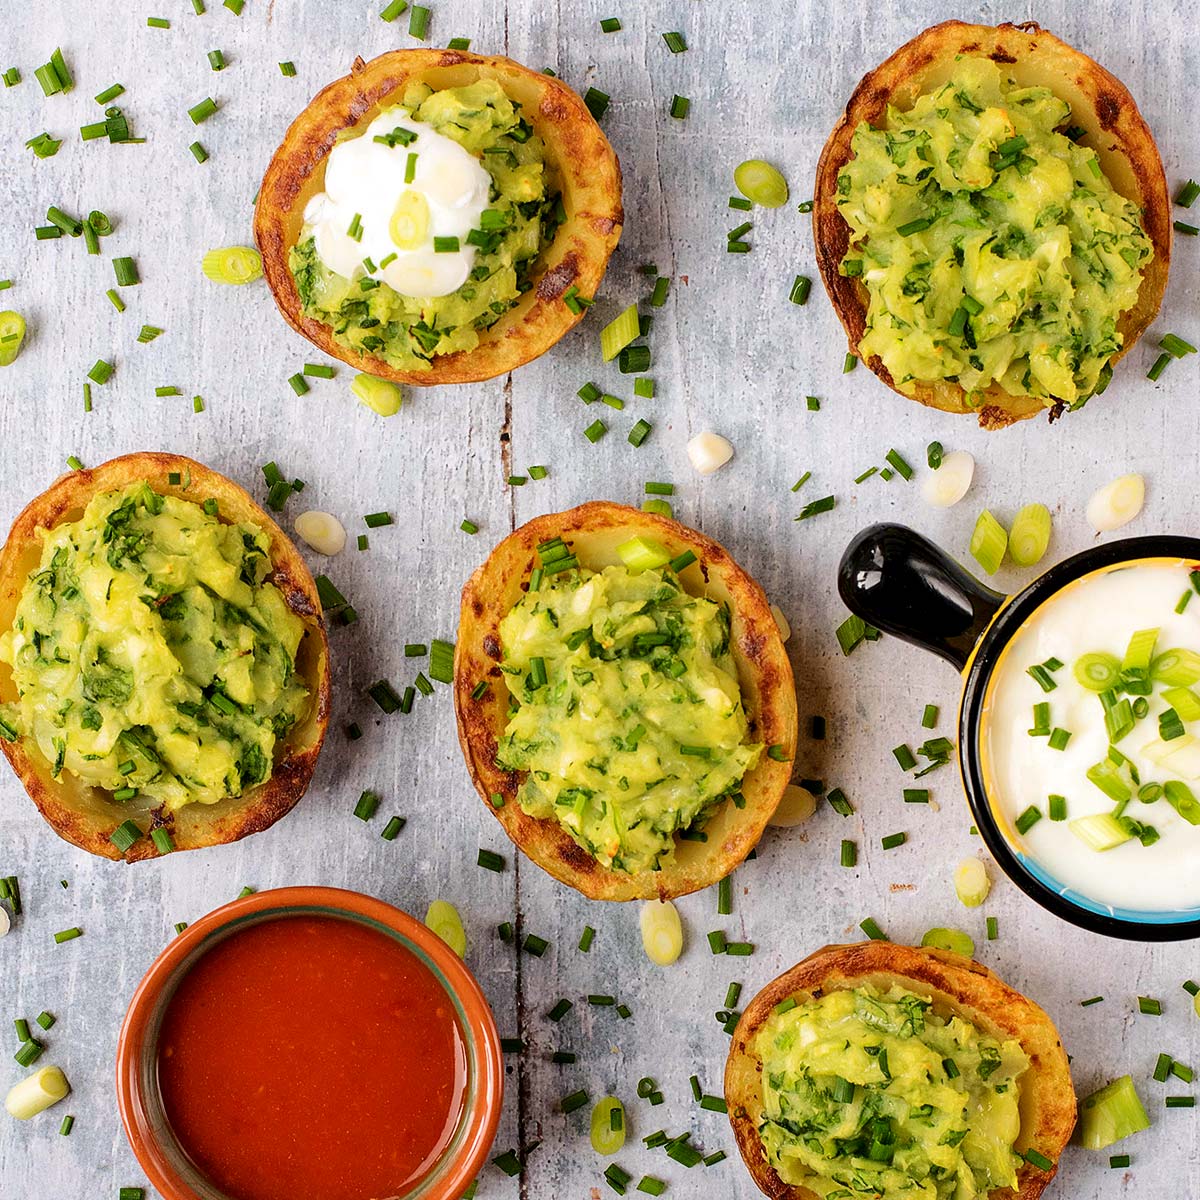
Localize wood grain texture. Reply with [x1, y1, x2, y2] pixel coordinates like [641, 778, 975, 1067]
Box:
[0, 1, 1196, 1198]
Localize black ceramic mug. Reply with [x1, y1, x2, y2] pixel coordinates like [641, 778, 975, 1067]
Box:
[839, 523, 1200, 942]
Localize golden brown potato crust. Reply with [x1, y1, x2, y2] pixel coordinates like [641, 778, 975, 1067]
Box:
[725, 941, 1077, 1200]
[453, 501, 798, 901]
[0, 453, 331, 861]
[813, 20, 1171, 429]
[254, 49, 623, 386]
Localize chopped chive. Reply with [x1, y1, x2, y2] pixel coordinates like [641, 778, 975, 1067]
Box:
[584, 87, 610, 119]
[380, 0, 408, 18]
[986, 916, 999, 941]
[460, 519, 478, 534]
[1023, 1149, 1054, 1171]
[492, 1150, 521, 1176]
[1147, 352, 1171, 382]
[796, 495, 836, 520]
[353, 790, 380, 821]
[859, 917, 888, 942]
[1015, 806, 1042, 835]
[827, 787, 853, 816]
[59, 1115, 73, 1136]
[717, 876, 732, 915]
[523, 933, 549, 957]
[669, 94, 689, 119]
[1176, 179, 1200, 208]
[478, 849, 506, 872]
[188, 97, 219, 124]
[363, 511, 393, 528]
[14, 1040, 44, 1066]
[579, 925, 595, 952]
[150, 828, 175, 855]
[661, 31, 687, 52]
[380, 816, 405, 841]
[189, 141, 209, 163]
[409, 4, 430, 38]
[885, 449, 913, 480]
[725, 941, 754, 956]
[35, 1011, 55, 1031]
[208, 49, 226, 71]
[88, 359, 115, 385]
[600, 16, 621, 31]
[1049, 794, 1067, 821]
[279, 61, 297, 76]
[840, 839, 857, 868]
[881, 832, 907, 850]
[54, 927, 83, 944]
[113, 256, 139, 286]
[1165, 1097, 1195, 1108]
[584, 418, 608, 443]
[1138, 996, 1162, 1016]
[789, 275, 812, 305]
[1109, 1154, 1131, 1168]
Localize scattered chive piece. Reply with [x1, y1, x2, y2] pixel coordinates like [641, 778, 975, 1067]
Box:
[1015, 806, 1042, 835]
[137, 325, 164, 344]
[986, 916, 998, 941]
[893, 744, 917, 771]
[1023, 1150, 1054, 1171]
[1165, 1097, 1196, 1108]
[789, 275, 812, 305]
[881, 832, 907, 850]
[669, 95, 689, 119]
[14, 1018, 30, 1042]
[208, 50, 226, 71]
[661, 31, 687, 52]
[188, 97, 219, 124]
[584, 87, 610, 120]
[409, 4, 430, 39]
[88, 360, 115, 385]
[478, 849, 506, 873]
[151, 828, 175, 855]
[363, 511, 393, 528]
[59, 1115, 73, 1136]
[1110, 1154, 1130, 1168]
[380, 0, 408, 18]
[600, 16, 621, 31]
[1147, 352, 1171, 382]
[1138, 996, 1162, 1016]
[840, 839, 857, 868]
[579, 925, 595, 952]
[113, 257, 139, 286]
[54, 927, 83, 944]
[189, 141, 209, 163]
[797, 495, 836, 521]
[14, 1040, 44, 1067]
[1176, 179, 1200, 208]
[1049, 794, 1067, 822]
[584, 418, 608, 443]
[859, 917, 888, 942]
[843, 352, 857, 373]
[885, 449, 913, 480]
[1080, 995, 1105, 1007]
[717, 877, 732, 916]
[353, 790, 380, 821]
[223, 0, 244, 10]
[492, 1150, 521, 1176]
[35, 1012, 55, 1031]
[380, 816, 405, 841]
[523, 934, 549, 957]
[279, 61, 297, 77]
[1176, 220, 1199, 235]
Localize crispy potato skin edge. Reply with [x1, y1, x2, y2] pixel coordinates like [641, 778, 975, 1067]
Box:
[0, 452, 331, 861]
[813, 20, 1171, 429]
[724, 942, 1077, 1200]
[453, 501, 799, 901]
[253, 49, 624, 386]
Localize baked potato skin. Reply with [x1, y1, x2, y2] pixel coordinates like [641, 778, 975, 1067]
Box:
[454, 502, 798, 901]
[0, 453, 331, 862]
[814, 20, 1171, 429]
[725, 942, 1077, 1200]
[254, 49, 623, 386]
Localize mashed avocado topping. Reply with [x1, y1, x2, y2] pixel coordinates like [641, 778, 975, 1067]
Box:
[838, 57, 1153, 409]
[495, 562, 760, 874]
[290, 79, 561, 373]
[756, 984, 1028, 1200]
[0, 484, 310, 811]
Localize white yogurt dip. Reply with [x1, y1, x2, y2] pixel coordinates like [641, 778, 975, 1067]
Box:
[301, 107, 491, 298]
[982, 559, 1200, 912]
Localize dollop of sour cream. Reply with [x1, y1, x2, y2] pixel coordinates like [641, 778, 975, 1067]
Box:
[302, 107, 491, 298]
[984, 561, 1200, 912]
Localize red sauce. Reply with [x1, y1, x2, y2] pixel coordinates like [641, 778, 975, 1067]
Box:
[156, 914, 466, 1200]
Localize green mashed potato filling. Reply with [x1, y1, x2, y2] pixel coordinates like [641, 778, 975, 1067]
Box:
[290, 79, 561, 373]
[0, 484, 310, 811]
[838, 57, 1153, 409]
[756, 985, 1029, 1200]
[496, 562, 761, 874]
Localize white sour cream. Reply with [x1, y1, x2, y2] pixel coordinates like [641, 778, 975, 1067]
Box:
[302, 107, 491, 298]
[983, 560, 1200, 913]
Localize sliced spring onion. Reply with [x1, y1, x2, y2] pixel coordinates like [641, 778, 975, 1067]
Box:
[733, 159, 788, 208]
[1151, 648, 1200, 687]
[1162, 686, 1200, 722]
[600, 304, 640, 362]
[1079, 1076, 1151, 1149]
[1074, 652, 1121, 692]
[767, 783, 816, 828]
[969, 510, 1007, 575]
[201, 246, 263, 285]
[351, 373, 402, 416]
[920, 927, 974, 958]
[590, 1097, 626, 1155]
[1163, 780, 1200, 825]
[1087, 474, 1145, 532]
[953, 858, 990, 907]
[0, 312, 27, 366]
[639, 899, 682, 966]
[1122, 628, 1160, 679]
[4, 1066, 70, 1119]
[1008, 502, 1051, 566]
[1086, 759, 1131, 804]
[424, 899, 466, 956]
[1069, 812, 1132, 852]
[616, 536, 671, 572]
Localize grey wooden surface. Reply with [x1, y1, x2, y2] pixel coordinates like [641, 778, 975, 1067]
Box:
[1, 1, 1197, 1197]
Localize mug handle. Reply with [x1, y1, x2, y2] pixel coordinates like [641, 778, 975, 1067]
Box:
[838, 523, 1007, 672]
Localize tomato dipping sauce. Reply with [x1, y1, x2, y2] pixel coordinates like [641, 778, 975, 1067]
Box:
[156, 914, 467, 1200]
